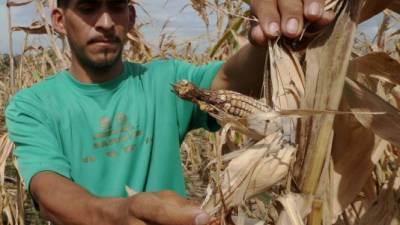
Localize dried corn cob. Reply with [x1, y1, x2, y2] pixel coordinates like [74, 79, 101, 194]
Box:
[172, 80, 270, 118]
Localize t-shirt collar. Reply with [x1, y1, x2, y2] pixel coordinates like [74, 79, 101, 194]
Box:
[61, 62, 129, 95]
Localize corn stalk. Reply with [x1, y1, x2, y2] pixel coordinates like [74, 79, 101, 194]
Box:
[6, 3, 15, 92]
[295, 0, 367, 224]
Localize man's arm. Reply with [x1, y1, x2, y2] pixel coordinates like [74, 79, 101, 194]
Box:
[31, 171, 210, 225]
[210, 44, 266, 97]
[360, 0, 395, 22]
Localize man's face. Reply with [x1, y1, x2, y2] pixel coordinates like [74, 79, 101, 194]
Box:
[55, 0, 133, 69]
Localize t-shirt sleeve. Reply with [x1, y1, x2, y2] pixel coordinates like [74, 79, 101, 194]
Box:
[5, 91, 71, 190]
[172, 60, 224, 132]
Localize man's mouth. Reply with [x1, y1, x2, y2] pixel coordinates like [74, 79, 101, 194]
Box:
[88, 37, 121, 45]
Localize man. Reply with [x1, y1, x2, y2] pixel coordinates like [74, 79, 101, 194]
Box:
[4, 0, 373, 224]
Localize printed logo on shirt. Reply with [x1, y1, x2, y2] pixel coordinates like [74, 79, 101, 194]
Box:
[82, 156, 96, 163]
[82, 113, 152, 164]
[105, 150, 118, 158]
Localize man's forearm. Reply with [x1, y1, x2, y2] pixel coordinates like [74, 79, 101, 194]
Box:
[30, 171, 121, 225]
[211, 44, 266, 97]
[29, 172, 211, 225]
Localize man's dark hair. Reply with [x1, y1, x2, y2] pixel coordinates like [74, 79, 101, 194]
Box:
[57, 0, 68, 8]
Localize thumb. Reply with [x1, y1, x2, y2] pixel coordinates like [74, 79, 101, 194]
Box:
[130, 193, 211, 225]
[172, 206, 211, 225]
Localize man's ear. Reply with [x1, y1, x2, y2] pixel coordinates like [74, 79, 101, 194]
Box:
[128, 4, 136, 29]
[52, 8, 66, 36]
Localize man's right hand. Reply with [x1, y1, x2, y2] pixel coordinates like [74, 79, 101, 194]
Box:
[101, 191, 211, 225]
[30, 171, 211, 225]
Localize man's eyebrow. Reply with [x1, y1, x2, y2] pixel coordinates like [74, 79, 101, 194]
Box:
[74, 0, 128, 5]
[76, 0, 98, 3]
[109, 0, 128, 3]
[74, 0, 128, 3]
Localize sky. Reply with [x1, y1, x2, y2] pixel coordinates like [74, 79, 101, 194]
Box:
[0, 0, 384, 54]
[0, 0, 217, 54]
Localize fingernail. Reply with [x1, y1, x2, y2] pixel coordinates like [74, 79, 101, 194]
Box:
[308, 2, 322, 16]
[268, 22, 280, 36]
[286, 18, 299, 35]
[195, 213, 211, 225]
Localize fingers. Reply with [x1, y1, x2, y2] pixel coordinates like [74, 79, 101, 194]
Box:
[249, 24, 268, 47]
[249, 0, 336, 45]
[129, 192, 210, 225]
[126, 217, 148, 225]
[317, 10, 336, 26]
[277, 0, 304, 38]
[303, 0, 324, 21]
[251, 0, 281, 39]
[305, 10, 336, 33]
[156, 190, 196, 207]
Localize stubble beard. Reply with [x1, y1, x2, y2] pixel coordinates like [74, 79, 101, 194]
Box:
[69, 39, 123, 74]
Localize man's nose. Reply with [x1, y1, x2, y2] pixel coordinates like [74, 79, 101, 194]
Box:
[95, 12, 115, 32]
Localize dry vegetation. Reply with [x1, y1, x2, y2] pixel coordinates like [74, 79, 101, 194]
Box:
[1, 0, 400, 225]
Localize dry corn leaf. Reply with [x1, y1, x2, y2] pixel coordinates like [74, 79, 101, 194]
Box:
[202, 133, 295, 215]
[344, 77, 400, 146]
[23, 44, 44, 53]
[276, 193, 313, 225]
[330, 108, 376, 221]
[190, 0, 209, 26]
[0, 134, 14, 186]
[232, 208, 265, 225]
[6, 0, 32, 7]
[3, 205, 16, 225]
[210, 14, 248, 58]
[246, 109, 382, 144]
[349, 52, 400, 86]
[337, 174, 380, 225]
[34, 0, 67, 68]
[330, 76, 400, 221]
[356, 177, 399, 225]
[375, 13, 391, 50]
[0, 134, 17, 225]
[11, 21, 48, 35]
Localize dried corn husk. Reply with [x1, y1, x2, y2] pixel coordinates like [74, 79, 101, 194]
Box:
[266, 42, 304, 111]
[265, 41, 305, 142]
[276, 193, 313, 225]
[202, 132, 295, 215]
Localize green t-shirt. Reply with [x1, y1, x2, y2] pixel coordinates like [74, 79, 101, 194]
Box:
[5, 59, 222, 197]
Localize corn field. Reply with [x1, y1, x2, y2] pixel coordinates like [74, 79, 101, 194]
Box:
[1, 0, 400, 225]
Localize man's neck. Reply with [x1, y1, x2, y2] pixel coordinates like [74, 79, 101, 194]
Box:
[69, 57, 124, 84]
